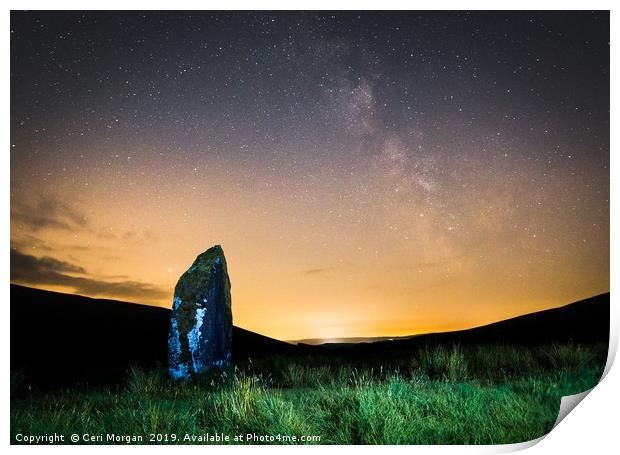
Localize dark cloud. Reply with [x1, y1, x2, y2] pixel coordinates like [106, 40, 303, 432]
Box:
[302, 267, 332, 275]
[10, 235, 55, 253]
[10, 249, 167, 302]
[12, 195, 158, 248]
[11, 195, 88, 232]
[11, 249, 86, 275]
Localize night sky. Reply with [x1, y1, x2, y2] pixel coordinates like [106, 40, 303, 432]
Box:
[10, 11, 609, 341]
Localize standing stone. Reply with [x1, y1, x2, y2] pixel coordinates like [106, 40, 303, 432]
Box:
[168, 245, 232, 379]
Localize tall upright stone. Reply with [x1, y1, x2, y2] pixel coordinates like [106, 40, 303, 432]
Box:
[168, 245, 232, 379]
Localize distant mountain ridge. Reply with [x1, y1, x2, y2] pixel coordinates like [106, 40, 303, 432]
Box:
[10, 284, 609, 386]
[290, 335, 418, 345]
[312, 293, 609, 355]
[293, 294, 610, 348]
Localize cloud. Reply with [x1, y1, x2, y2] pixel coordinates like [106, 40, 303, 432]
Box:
[11, 249, 87, 275]
[11, 195, 88, 232]
[10, 248, 167, 302]
[302, 267, 330, 275]
[12, 194, 158, 246]
[9, 235, 55, 253]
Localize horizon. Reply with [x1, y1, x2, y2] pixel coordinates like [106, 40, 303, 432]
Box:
[9, 283, 609, 344]
[10, 11, 609, 341]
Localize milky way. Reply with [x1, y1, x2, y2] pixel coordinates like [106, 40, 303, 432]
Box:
[10, 11, 609, 340]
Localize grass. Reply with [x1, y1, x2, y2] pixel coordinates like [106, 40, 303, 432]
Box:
[11, 342, 607, 445]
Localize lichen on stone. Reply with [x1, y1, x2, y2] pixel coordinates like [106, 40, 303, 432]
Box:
[168, 245, 232, 379]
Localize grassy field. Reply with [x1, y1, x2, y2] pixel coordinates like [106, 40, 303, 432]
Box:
[11, 342, 607, 445]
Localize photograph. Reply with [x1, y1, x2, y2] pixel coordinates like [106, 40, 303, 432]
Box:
[9, 9, 610, 445]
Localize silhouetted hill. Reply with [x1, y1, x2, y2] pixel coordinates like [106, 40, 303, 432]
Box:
[317, 293, 609, 355]
[10, 285, 609, 387]
[10, 285, 300, 386]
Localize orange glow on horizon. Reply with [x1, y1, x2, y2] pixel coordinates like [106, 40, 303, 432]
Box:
[10, 161, 609, 341]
